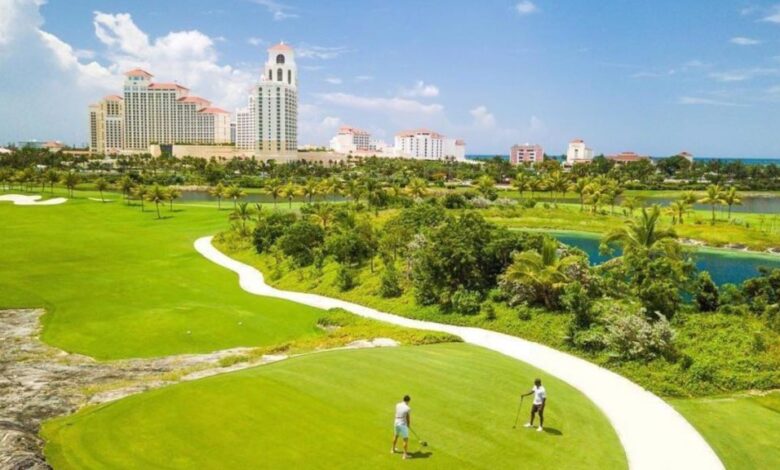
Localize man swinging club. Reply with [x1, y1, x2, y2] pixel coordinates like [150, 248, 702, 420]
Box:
[521, 378, 546, 431]
[391, 395, 412, 459]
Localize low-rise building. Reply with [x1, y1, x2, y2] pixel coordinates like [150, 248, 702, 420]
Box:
[330, 126, 371, 154]
[566, 139, 594, 165]
[607, 151, 651, 165]
[510, 143, 544, 164]
[394, 129, 465, 160]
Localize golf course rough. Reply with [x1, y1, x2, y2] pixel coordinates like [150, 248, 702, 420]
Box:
[195, 236, 724, 470]
[42, 344, 626, 469]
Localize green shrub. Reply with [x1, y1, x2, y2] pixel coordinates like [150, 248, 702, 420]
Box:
[379, 263, 402, 298]
[336, 264, 356, 291]
[451, 288, 482, 315]
[605, 310, 675, 361]
[482, 302, 497, 321]
[694, 272, 719, 312]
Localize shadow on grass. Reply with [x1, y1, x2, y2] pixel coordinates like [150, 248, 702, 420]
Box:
[408, 451, 432, 459]
[543, 427, 563, 436]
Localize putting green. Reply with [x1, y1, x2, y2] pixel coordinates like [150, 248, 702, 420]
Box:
[42, 343, 627, 469]
[673, 393, 780, 470]
[0, 194, 323, 359]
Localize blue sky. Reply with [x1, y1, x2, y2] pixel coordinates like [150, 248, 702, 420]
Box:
[1, 0, 779, 157]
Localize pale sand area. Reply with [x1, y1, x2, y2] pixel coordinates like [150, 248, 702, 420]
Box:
[0, 194, 67, 205]
[196, 235, 724, 470]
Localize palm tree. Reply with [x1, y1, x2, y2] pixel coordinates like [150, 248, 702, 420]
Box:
[680, 191, 698, 206]
[501, 238, 580, 309]
[209, 182, 226, 209]
[225, 185, 245, 209]
[311, 203, 335, 229]
[405, 177, 428, 199]
[302, 178, 319, 203]
[133, 185, 148, 211]
[118, 176, 135, 204]
[571, 178, 589, 211]
[528, 177, 543, 199]
[0, 168, 11, 190]
[475, 175, 495, 198]
[45, 169, 60, 193]
[666, 200, 690, 225]
[601, 205, 679, 260]
[281, 181, 299, 209]
[345, 178, 365, 203]
[620, 196, 642, 217]
[61, 172, 79, 197]
[583, 181, 606, 214]
[167, 187, 181, 211]
[94, 178, 109, 202]
[722, 187, 742, 220]
[229, 202, 254, 234]
[698, 184, 725, 225]
[512, 173, 530, 199]
[546, 172, 569, 207]
[146, 185, 167, 219]
[265, 178, 283, 209]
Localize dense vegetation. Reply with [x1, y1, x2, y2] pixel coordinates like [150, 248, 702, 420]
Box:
[217, 198, 780, 397]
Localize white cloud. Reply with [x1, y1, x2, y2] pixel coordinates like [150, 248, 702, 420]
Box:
[247, 36, 265, 47]
[37, 29, 116, 89]
[296, 44, 349, 60]
[515, 1, 538, 15]
[730, 36, 761, 46]
[631, 69, 676, 78]
[317, 92, 444, 114]
[529, 115, 545, 133]
[678, 96, 742, 107]
[89, 11, 254, 110]
[709, 68, 780, 82]
[297, 103, 341, 145]
[251, 0, 298, 21]
[762, 5, 780, 23]
[470, 105, 496, 128]
[325, 77, 342, 84]
[401, 80, 440, 97]
[683, 59, 709, 68]
[355, 75, 373, 82]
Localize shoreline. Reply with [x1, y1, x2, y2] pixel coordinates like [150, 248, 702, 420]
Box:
[514, 227, 780, 259]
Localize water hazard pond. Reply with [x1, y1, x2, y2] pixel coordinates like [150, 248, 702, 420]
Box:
[549, 231, 780, 286]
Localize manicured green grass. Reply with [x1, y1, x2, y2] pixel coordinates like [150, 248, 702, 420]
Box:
[0, 191, 324, 359]
[485, 204, 780, 251]
[672, 392, 780, 470]
[42, 343, 627, 469]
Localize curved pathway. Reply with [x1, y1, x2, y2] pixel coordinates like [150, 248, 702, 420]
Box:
[195, 236, 723, 470]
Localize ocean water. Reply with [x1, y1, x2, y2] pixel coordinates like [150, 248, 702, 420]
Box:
[466, 155, 780, 165]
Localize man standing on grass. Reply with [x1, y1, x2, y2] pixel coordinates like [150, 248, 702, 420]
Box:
[522, 378, 546, 431]
[391, 395, 412, 459]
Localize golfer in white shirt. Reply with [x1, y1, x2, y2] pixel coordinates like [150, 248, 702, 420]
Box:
[521, 378, 547, 431]
[392, 395, 412, 459]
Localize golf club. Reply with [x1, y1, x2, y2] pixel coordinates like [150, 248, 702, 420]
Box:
[512, 395, 525, 429]
[409, 427, 428, 447]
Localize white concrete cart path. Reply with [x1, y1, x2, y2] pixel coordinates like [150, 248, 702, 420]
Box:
[195, 236, 723, 470]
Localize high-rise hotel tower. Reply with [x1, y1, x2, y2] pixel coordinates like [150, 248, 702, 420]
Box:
[236, 42, 298, 160]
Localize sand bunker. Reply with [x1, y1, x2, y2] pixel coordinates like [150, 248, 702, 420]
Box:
[0, 194, 67, 206]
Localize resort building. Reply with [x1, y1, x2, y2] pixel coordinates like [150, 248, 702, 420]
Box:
[88, 69, 230, 154]
[393, 129, 466, 160]
[120, 69, 230, 150]
[88, 95, 125, 154]
[607, 151, 651, 165]
[330, 126, 371, 154]
[235, 42, 298, 160]
[510, 144, 544, 164]
[566, 139, 594, 165]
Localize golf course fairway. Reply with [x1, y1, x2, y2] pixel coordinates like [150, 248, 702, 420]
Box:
[42, 343, 626, 469]
[672, 393, 780, 470]
[0, 196, 324, 359]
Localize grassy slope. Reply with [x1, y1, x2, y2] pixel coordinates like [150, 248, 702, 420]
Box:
[484, 204, 780, 251]
[672, 392, 780, 470]
[0, 192, 324, 359]
[42, 344, 627, 470]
